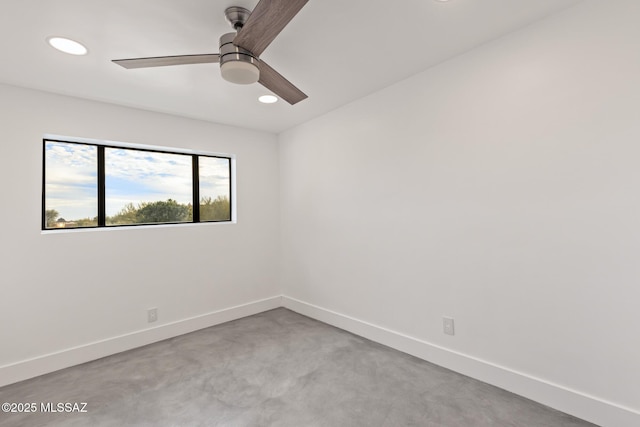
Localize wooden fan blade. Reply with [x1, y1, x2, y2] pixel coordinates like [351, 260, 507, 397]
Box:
[233, 0, 308, 57]
[258, 60, 307, 105]
[112, 54, 220, 69]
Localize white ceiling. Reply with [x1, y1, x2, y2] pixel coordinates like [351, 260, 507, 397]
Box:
[0, 0, 582, 133]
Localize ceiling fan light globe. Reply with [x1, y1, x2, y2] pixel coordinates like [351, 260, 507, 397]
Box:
[220, 61, 260, 85]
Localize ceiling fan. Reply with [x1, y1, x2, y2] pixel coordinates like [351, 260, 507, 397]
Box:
[112, 0, 308, 105]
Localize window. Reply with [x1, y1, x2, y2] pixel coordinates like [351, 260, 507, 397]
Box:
[43, 141, 98, 229]
[199, 156, 232, 222]
[43, 138, 233, 230]
[104, 148, 194, 226]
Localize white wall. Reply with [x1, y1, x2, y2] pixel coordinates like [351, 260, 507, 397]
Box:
[0, 84, 281, 383]
[279, 0, 640, 425]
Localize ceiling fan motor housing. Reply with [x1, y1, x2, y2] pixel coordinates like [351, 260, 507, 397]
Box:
[219, 32, 260, 85]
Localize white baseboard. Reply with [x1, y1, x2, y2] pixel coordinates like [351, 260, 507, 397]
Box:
[0, 296, 282, 388]
[3, 294, 637, 427]
[282, 296, 640, 427]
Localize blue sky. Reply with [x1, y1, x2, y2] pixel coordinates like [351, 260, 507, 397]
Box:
[45, 141, 230, 220]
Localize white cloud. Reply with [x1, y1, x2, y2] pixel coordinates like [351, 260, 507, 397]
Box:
[106, 149, 190, 193]
[199, 157, 230, 200]
[45, 142, 97, 219]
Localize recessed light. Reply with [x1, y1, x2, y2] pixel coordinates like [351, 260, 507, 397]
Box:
[258, 94, 278, 104]
[47, 37, 88, 55]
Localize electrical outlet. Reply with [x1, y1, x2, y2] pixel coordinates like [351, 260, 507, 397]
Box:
[148, 308, 158, 323]
[443, 316, 455, 336]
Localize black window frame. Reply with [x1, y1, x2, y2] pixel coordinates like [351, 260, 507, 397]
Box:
[42, 138, 233, 230]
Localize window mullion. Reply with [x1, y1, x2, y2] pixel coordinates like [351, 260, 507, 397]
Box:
[192, 155, 200, 223]
[97, 146, 106, 227]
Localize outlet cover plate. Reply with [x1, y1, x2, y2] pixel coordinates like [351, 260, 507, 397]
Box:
[443, 316, 455, 336]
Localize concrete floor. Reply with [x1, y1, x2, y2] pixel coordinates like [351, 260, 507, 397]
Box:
[0, 308, 596, 427]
